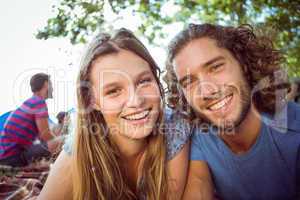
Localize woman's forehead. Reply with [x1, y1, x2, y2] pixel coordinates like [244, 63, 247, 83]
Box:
[90, 50, 152, 85]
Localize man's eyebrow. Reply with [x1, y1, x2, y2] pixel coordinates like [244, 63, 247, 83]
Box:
[203, 56, 225, 68]
[178, 56, 225, 86]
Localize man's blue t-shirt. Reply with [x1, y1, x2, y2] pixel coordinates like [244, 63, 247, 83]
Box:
[191, 102, 300, 200]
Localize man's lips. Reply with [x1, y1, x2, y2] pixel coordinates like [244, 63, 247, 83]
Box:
[206, 94, 233, 111]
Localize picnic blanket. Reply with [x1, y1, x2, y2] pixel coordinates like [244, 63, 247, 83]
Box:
[0, 159, 52, 200]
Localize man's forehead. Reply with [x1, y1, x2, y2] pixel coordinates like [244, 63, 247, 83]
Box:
[173, 39, 220, 73]
[173, 38, 232, 72]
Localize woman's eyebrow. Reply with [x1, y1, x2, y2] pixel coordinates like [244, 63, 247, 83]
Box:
[101, 70, 153, 89]
[102, 82, 120, 90]
[136, 70, 152, 78]
[132, 70, 153, 82]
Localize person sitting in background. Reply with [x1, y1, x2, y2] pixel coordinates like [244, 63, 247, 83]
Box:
[52, 111, 70, 136]
[287, 78, 300, 103]
[50, 111, 70, 156]
[0, 73, 62, 167]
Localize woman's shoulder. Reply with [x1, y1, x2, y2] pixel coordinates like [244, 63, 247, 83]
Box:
[163, 107, 192, 160]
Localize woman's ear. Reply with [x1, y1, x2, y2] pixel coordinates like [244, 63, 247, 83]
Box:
[90, 94, 101, 111]
[93, 102, 101, 111]
[89, 85, 102, 111]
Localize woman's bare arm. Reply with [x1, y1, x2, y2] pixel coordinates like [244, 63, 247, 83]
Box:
[38, 151, 73, 200]
[182, 160, 214, 200]
[167, 142, 190, 200]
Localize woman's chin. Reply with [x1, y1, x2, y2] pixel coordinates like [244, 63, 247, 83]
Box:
[123, 126, 154, 140]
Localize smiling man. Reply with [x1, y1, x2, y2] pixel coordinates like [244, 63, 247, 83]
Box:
[165, 24, 300, 200]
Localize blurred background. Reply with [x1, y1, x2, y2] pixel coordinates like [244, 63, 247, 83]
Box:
[1, 0, 299, 121]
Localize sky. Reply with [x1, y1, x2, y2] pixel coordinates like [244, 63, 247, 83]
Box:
[0, 0, 84, 120]
[0, 0, 170, 121]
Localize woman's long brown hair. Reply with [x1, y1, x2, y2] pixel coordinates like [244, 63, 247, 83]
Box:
[72, 28, 168, 200]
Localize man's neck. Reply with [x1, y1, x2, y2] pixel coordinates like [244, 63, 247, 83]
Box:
[220, 104, 262, 154]
[33, 92, 46, 100]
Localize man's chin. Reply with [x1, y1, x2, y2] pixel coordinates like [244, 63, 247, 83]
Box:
[209, 111, 250, 134]
[202, 117, 236, 133]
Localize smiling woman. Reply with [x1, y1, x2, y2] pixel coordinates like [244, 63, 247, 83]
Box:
[90, 49, 161, 141]
[37, 28, 191, 200]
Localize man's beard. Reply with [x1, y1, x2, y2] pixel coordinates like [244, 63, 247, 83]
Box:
[194, 81, 252, 134]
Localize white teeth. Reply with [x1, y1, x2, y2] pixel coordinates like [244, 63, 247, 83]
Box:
[209, 95, 232, 111]
[124, 110, 150, 120]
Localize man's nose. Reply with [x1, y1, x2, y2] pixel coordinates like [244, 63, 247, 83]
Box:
[197, 81, 220, 100]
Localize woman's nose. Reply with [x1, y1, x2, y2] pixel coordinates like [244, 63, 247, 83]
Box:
[126, 88, 145, 108]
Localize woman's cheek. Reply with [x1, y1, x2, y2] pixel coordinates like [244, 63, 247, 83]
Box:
[144, 85, 161, 101]
[101, 97, 125, 113]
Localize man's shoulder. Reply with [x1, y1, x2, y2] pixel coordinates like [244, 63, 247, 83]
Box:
[191, 124, 219, 144]
[263, 102, 300, 152]
[26, 95, 46, 103]
[287, 102, 300, 132]
[23, 96, 47, 108]
[287, 101, 300, 119]
[267, 101, 300, 134]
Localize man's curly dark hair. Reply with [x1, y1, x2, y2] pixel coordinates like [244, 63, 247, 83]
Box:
[164, 23, 290, 119]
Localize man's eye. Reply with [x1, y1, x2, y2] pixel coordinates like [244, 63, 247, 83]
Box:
[210, 63, 224, 72]
[138, 77, 152, 85]
[182, 77, 195, 88]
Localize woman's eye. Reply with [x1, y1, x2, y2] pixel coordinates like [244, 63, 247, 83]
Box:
[106, 88, 122, 96]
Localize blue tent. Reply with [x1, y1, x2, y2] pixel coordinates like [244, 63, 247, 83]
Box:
[0, 108, 75, 132]
[0, 111, 57, 132]
[0, 111, 11, 132]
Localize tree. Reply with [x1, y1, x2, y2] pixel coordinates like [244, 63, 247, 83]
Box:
[36, 0, 300, 76]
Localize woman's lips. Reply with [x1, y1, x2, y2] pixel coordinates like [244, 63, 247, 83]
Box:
[122, 108, 152, 125]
